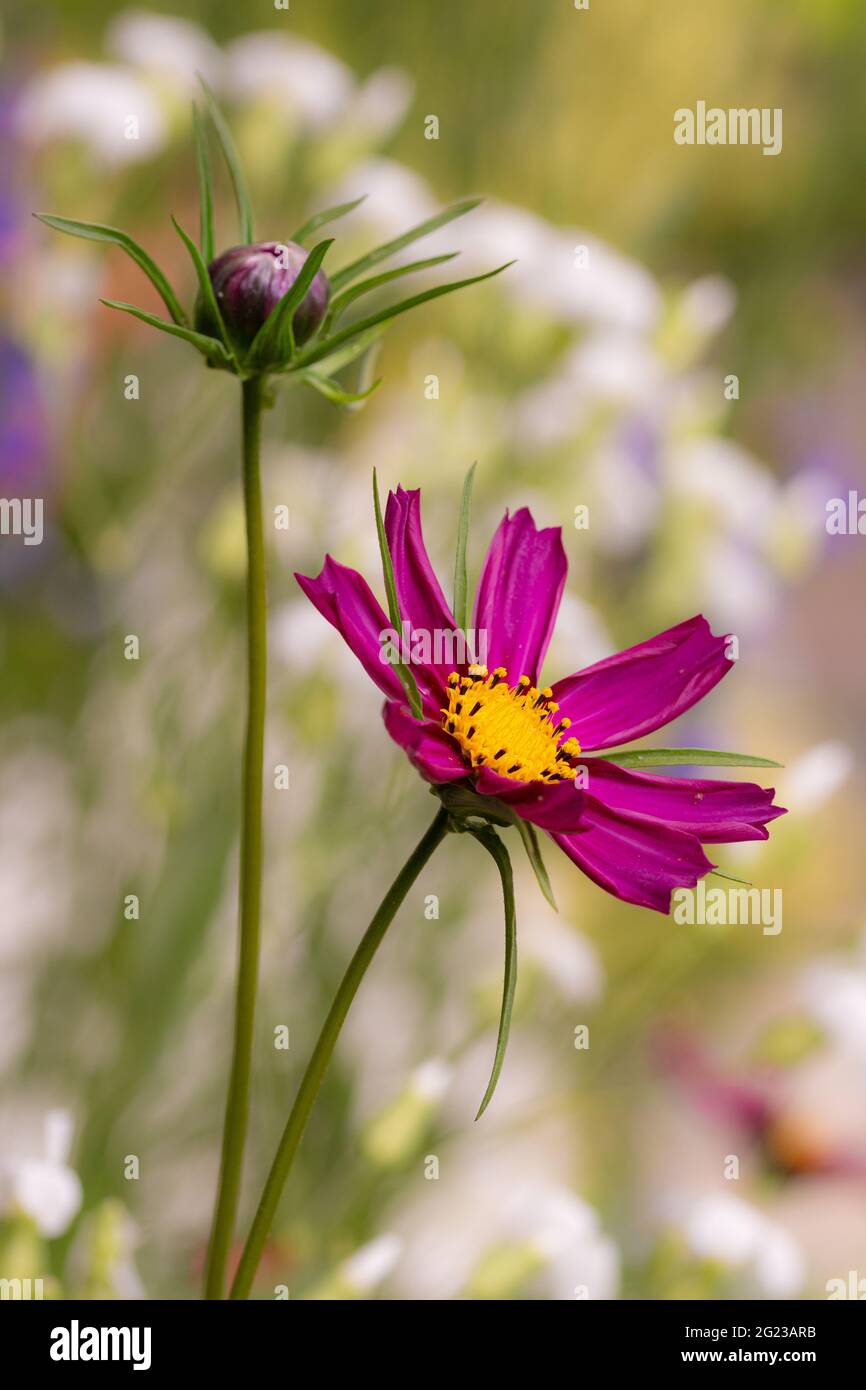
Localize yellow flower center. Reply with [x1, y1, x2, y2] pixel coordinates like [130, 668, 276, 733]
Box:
[442, 665, 582, 784]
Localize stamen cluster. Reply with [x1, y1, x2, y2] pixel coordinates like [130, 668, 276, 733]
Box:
[442, 665, 581, 783]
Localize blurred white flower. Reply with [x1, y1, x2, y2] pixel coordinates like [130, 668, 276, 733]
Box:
[224, 32, 353, 131]
[17, 63, 167, 166]
[782, 741, 852, 814]
[323, 169, 660, 332]
[514, 371, 590, 448]
[389, 1123, 604, 1299]
[543, 592, 614, 675]
[270, 599, 339, 678]
[0, 1110, 83, 1238]
[586, 442, 661, 557]
[430, 202, 661, 332]
[341, 1233, 403, 1293]
[701, 536, 778, 633]
[307, 1232, 403, 1298]
[360, 1059, 454, 1169]
[325, 158, 437, 239]
[515, 331, 663, 447]
[801, 958, 866, 1065]
[410, 1057, 453, 1104]
[678, 274, 736, 339]
[668, 438, 777, 542]
[572, 330, 664, 408]
[522, 911, 604, 1005]
[106, 9, 223, 92]
[677, 1192, 804, 1297]
[345, 69, 414, 145]
[504, 1183, 620, 1299]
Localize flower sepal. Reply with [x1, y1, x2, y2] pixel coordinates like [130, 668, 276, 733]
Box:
[433, 781, 514, 833]
[433, 782, 558, 912]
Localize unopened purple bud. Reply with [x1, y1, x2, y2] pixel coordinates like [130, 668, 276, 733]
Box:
[197, 241, 330, 353]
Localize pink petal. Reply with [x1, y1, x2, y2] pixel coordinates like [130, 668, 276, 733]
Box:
[552, 615, 734, 751]
[474, 767, 586, 830]
[295, 556, 405, 702]
[385, 487, 463, 695]
[582, 759, 786, 842]
[295, 556, 442, 716]
[473, 507, 566, 685]
[383, 700, 468, 784]
[552, 799, 716, 914]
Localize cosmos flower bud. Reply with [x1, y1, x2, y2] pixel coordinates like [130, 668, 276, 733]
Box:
[197, 241, 331, 352]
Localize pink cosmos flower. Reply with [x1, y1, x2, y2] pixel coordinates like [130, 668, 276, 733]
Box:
[297, 487, 785, 913]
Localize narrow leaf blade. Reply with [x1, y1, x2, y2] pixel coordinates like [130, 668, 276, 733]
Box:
[35, 214, 187, 325]
[329, 197, 483, 292]
[514, 818, 557, 912]
[373, 469, 424, 720]
[100, 298, 230, 361]
[452, 461, 476, 634]
[470, 827, 517, 1120]
[198, 77, 254, 243]
[301, 372, 382, 406]
[709, 867, 754, 887]
[594, 748, 783, 769]
[293, 261, 514, 372]
[192, 102, 216, 263]
[324, 253, 459, 331]
[291, 195, 367, 246]
[171, 216, 235, 362]
[277, 325, 385, 378]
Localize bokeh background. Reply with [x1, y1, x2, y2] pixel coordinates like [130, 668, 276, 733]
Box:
[2, 0, 866, 1300]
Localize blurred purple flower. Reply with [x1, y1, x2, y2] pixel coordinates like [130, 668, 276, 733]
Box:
[655, 1028, 866, 1179]
[0, 337, 48, 497]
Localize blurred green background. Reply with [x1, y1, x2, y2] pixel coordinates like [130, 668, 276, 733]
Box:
[1, 1, 865, 1300]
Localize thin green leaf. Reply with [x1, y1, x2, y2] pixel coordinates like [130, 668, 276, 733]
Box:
[709, 867, 754, 887]
[192, 102, 215, 263]
[355, 334, 382, 398]
[35, 214, 187, 325]
[293, 261, 514, 372]
[373, 469, 424, 721]
[452, 461, 476, 634]
[329, 196, 483, 292]
[324, 254, 459, 331]
[171, 217, 235, 361]
[291, 195, 367, 246]
[594, 748, 783, 769]
[246, 239, 333, 371]
[469, 826, 517, 1120]
[100, 298, 231, 362]
[278, 325, 385, 378]
[198, 77, 254, 243]
[301, 372, 382, 406]
[514, 818, 557, 912]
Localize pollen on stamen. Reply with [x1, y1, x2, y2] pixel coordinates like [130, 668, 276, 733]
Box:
[441, 665, 582, 784]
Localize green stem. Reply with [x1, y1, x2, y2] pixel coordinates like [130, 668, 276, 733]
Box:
[204, 376, 267, 1299]
[229, 807, 451, 1299]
